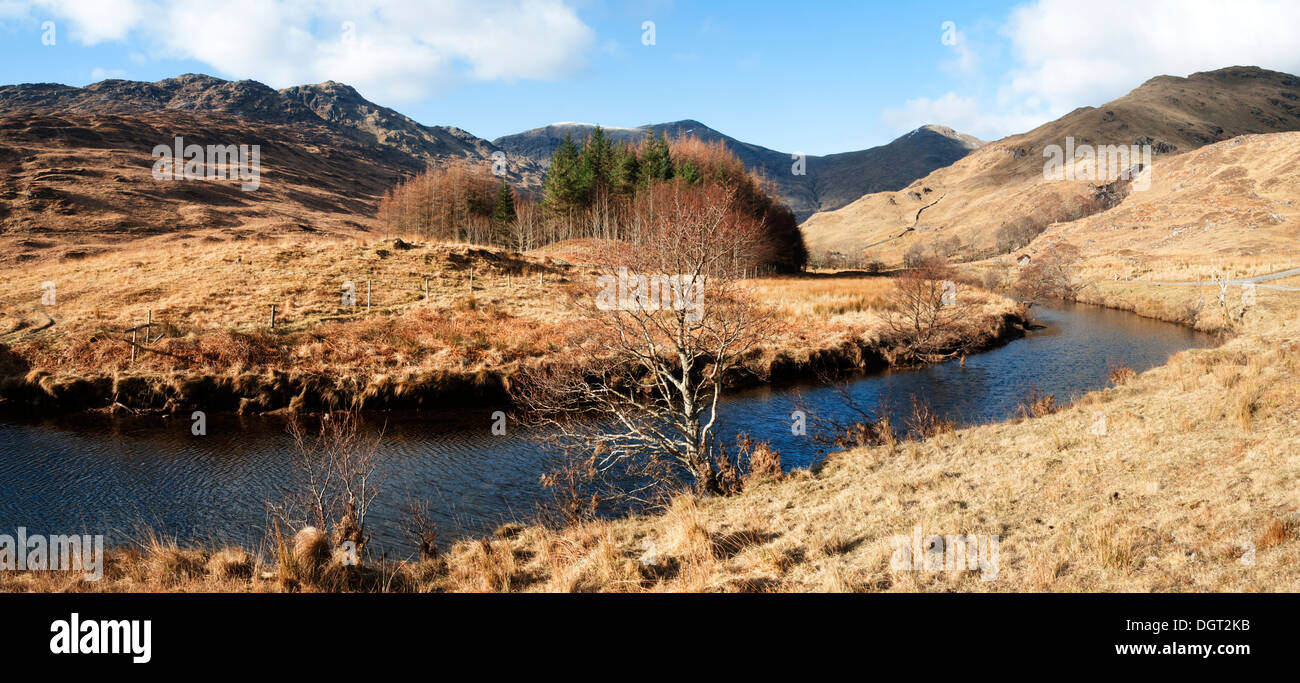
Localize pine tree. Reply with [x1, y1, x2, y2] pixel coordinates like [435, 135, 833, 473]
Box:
[544, 133, 588, 221]
[638, 128, 674, 188]
[578, 126, 614, 199]
[676, 159, 701, 184]
[491, 180, 516, 247]
[609, 143, 636, 197]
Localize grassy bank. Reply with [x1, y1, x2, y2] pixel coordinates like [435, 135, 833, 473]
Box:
[6, 261, 1297, 592]
[0, 238, 1023, 414]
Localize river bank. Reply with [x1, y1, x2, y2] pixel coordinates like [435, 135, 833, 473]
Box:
[7, 240, 1295, 592]
[0, 238, 1028, 415]
[3, 296, 1247, 593]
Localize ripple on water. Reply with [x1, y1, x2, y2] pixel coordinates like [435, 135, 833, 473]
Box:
[0, 303, 1215, 555]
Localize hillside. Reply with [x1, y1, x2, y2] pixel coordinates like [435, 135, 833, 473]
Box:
[494, 120, 982, 220]
[800, 66, 1300, 264]
[0, 75, 543, 265]
[1039, 131, 1300, 278]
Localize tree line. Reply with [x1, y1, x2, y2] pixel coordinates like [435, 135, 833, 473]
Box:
[377, 127, 808, 273]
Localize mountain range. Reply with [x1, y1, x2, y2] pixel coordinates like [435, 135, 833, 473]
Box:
[799, 66, 1300, 264]
[494, 121, 983, 220]
[0, 73, 980, 263]
[3, 66, 1298, 272]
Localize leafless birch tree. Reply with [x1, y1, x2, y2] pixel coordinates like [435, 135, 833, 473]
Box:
[515, 183, 776, 501]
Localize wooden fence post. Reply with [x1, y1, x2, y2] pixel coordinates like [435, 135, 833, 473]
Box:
[270, 304, 277, 329]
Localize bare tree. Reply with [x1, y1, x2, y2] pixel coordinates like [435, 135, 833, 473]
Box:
[1016, 241, 1086, 301]
[880, 258, 972, 363]
[515, 183, 777, 499]
[273, 409, 384, 557]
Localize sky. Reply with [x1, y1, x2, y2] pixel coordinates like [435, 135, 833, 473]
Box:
[1, 0, 1299, 156]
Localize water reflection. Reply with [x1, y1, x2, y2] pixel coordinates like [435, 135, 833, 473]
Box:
[0, 303, 1214, 555]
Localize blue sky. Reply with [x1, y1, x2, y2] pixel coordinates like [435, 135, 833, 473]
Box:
[2, 1, 1299, 155]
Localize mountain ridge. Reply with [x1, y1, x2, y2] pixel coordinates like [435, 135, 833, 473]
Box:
[799, 65, 1300, 264]
[0, 73, 546, 188]
[493, 120, 983, 220]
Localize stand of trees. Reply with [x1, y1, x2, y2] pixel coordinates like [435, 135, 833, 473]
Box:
[377, 127, 808, 273]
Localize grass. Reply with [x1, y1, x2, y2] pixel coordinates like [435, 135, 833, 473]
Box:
[13, 235, 1294, 592]
[0, 237, 1022, 413]
[9, 254, 1292, 593]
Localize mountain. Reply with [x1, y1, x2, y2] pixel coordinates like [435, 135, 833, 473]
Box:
[493, 120, 983, 221]
[0, 74, 543, 265]
[1039, 130, 1300, 266]
[0, 74, 544, 182]
[799, 66, 1300, 264]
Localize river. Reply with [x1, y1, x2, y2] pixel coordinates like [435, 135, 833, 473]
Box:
[0, 302, 1215, 555]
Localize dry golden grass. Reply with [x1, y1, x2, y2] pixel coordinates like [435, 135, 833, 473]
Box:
[14, 262, 1292, 594]
[14, 213, 1293, 592]
[0, 237, 1020, 413]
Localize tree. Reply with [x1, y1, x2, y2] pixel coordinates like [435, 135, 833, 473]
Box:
[611, 143, 640, 197]
[276, 409, 383, 559]
[515, 183, 775, 498]
[543, 133, 589, 226]
[376, 133, 810, 273]
[375, 160, 497, 243]
[638, 128, 674, 187]
[1015, 242, 1086, 301]
[578, 126, 615, 198]
[903, 242, 929, 268]
[676, 159, 701, 184]
[491, 180, 517, 247]
[995, 215, 1047, 254]
[881, 258, 971, 363]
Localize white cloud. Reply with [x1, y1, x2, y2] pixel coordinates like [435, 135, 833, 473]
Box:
[939, 28, 979, 78]
[32, 0, 142, 44]
[1001, 0, 1300, 115]
[90, 67, 127, 81]
[890, 0, 1300, 141]
[0, 0, 30, 20]
[24, 0, 594, 102]
[883, 92, 1044, 141]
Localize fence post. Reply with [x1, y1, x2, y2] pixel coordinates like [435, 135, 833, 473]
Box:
[270, 304, 276, 329]
[469, 267, 474, 293]
[146, 309, 152, 343]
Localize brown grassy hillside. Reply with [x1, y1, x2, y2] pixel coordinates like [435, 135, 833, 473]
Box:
[0, 236, 1020, 414]
[801, 66, 1300, 265]
[1036, 131, 1300, 280]
[0, 74, 544, 267]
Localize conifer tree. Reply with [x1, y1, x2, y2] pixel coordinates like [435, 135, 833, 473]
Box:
[638, 128, 674, 187]
[543, 133, 588, 222]
[676, 159, 701, 184]
[578, 126, 614, 199]
[491, 180, 516, 247]
[612, 143, 640, 196]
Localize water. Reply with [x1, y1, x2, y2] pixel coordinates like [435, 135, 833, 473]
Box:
[0, 303, 1214, 556]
